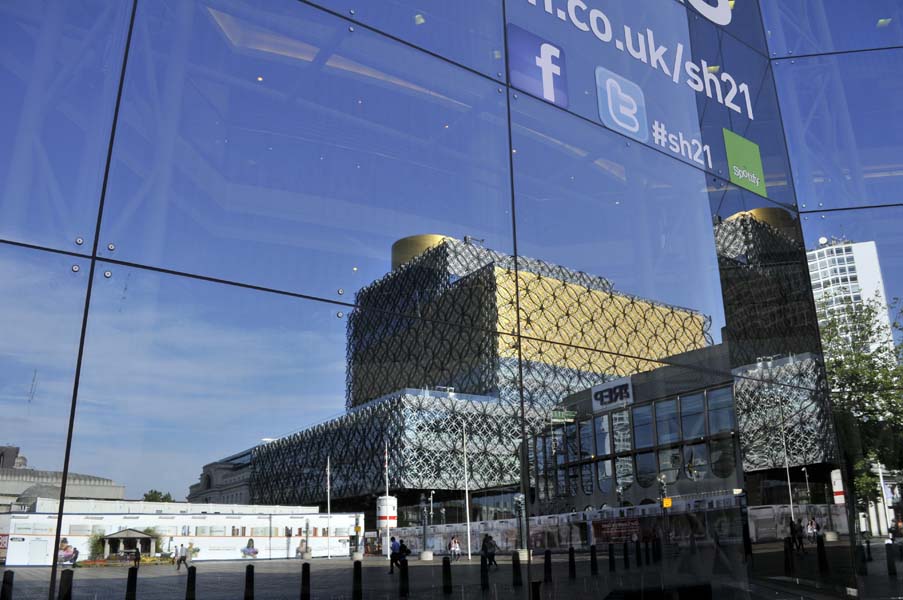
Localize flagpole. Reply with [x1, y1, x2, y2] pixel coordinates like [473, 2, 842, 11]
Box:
[327, 455, 332, 559]
[463, 424, 471, 560]
[385, 439, 390, 560]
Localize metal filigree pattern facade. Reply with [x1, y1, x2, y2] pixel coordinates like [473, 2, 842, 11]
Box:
[348, 238, 712, 410]
[253, 238, 715, 505]
[250, 390, 546, 506]
[733, 355, 835, 471]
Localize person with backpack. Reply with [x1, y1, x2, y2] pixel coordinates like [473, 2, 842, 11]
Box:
[399, 539, 411, 563]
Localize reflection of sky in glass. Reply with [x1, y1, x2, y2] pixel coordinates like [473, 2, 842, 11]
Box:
[308, 0, 505, 78]
[776, 49, 903, 211]
[512, 93, 726, 340]
[0, 1, 130, 252]
[68, 263, 348, 499]
[98, 0, 512, 305]
[0, 245, 88, 472]
[761, 0, 903, 56]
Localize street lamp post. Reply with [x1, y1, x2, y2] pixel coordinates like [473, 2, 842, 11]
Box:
[513, 493, 527, 552]
[802, 467, 811, 503]
[429, 490, 435, 526]
[420, 493, 432, 560]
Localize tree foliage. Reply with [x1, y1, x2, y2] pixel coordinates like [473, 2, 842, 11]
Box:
[819, 292, 903, 495]
[142, 489, 174, 502]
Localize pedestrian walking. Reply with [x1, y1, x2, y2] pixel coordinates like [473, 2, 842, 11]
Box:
[176, 544, 188, 571]
[388, 537, 401, 574]
[71, 548, 79, 568]
[795, 518, 806, 554]
[487, 536, 499, 568]
[133, 545, 141, 568]
[172, 544, 179, 566]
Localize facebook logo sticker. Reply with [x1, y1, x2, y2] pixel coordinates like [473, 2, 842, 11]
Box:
[508, 25, 568, 108]
[595, 67, 648, 143]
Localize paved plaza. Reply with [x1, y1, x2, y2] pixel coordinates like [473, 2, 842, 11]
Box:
[3, 542, 902, 600]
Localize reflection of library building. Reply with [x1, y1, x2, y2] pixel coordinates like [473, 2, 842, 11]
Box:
[211, 235, 714, 522]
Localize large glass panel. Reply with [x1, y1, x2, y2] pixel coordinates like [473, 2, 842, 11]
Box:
[597, 459, 613, 498]
[776, 49, 903, 211]
[655, 398, 680, 444]
[615, 456, 634, 499]
[308, 0, 505, 79]
[709, 438, 736, 480]
[761, 0, 903, 57]
[580, 463, 593, 497]
[635, 452, 657, 489]
[506, 0, 789, 199]
[0, 243, 89, 596]
[511, 91, 726, 354]
[578, 418, 594, 459]
[101, 0, 512, 304]
[658, 447, 681, 484]
[680, 393, 705, 439]
[61, 261, 527, 592]
[611, 410, 632, 454]
[0, 1, 131, 251]
[632, 405, 653, 449]
[707, 385, 735, 434]
[594, 414, 611, 456]
[684, 442, 707, 481]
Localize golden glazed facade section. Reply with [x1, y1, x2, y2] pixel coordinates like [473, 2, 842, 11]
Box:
[494, 267, 710, 376]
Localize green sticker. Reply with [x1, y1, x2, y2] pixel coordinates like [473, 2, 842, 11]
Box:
[723, 129, 767, 197]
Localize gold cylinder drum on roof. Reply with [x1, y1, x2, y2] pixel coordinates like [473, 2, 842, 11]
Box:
[391, 234, 452, 270]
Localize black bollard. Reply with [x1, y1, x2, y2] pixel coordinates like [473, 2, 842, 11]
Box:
[590, 544, 599, 576]
[856, 544, 868, 576]
[531, 580, 542, 600]
[185, 566, 197, 600]
[442, 557, 452, 595]
[609, 543, 616, 572]
[353, 560, 363, 600]
[244, 564, 254, 600]
[568, 546, 576, 579]
[645, 540, 651, 565]
[635, 539, 642, 567]
[783, 537, 794, 576]
[816, 535, 829, 574]
[623, 541, 630, 569]
[544, 549, 553, 582]
[1, 571, 13, 600]
[480, 554, 489, 591]
[58, 569, 74, 600]
[124, 567, 137, 600]
[399, 559, 410, 598]
[300, 562, 311, 600]
[512, 551, 523, 587]
[887, 544, 898, 577]
[867, 540, 873, 561]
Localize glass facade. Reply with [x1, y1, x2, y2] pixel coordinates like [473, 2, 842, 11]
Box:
[1, 1, 899, 598]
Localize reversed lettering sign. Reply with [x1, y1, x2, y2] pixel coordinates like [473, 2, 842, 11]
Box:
[592, 377, 634, 412]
